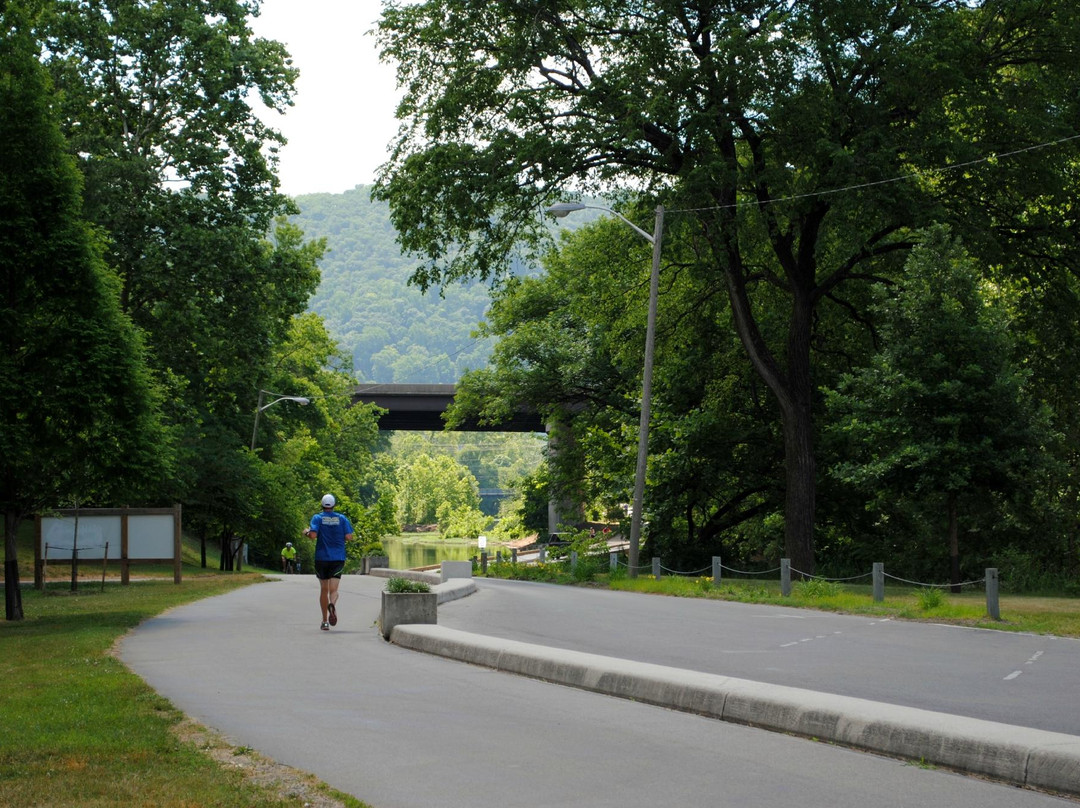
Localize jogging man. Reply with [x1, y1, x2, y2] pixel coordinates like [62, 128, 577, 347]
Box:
[305, 494, 354, 630]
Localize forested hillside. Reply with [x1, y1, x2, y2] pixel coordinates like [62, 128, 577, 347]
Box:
[292, 186, 495, 383]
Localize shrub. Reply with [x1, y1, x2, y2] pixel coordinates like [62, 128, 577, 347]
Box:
[796, 578, 842, 599]
[385, 577, 431, 593]
[915, 587, 944, 610]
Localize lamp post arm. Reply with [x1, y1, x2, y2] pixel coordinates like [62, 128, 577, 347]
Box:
[250, 390, 310, 452]
[605, 208, 655, 244]
[545, 202, 655, 244]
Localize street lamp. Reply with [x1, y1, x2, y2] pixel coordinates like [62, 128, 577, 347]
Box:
[545, 201, 665, 578]
[250, 389, 310, 451]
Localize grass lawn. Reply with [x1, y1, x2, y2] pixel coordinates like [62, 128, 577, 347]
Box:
[483, 560, 1080, 638]
[2, 530, 369, 808]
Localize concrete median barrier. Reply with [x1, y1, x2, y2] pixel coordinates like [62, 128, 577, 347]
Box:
[391, 624, 1080, 798]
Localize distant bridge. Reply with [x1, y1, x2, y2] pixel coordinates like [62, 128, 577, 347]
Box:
[350, 384, 545, 433]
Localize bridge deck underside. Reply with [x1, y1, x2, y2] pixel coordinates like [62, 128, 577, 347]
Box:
[352, 386, 544, 433]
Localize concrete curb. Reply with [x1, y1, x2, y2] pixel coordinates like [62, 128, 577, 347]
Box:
[392, 624, 1080, 798]
[366, 568, 476, 604]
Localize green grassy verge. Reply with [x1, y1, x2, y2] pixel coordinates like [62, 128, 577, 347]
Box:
[0, 571, 368, 808]
[482, 560, 1080, 638]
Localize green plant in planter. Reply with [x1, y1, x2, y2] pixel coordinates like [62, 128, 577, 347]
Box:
[385, 577, 431, 593]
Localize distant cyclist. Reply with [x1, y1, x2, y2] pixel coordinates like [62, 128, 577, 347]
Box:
[281, 542, 297, 574]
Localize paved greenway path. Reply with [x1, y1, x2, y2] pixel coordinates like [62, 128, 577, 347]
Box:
[121, 575, 1077, 808]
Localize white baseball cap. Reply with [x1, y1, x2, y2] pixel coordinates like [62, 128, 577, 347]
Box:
[321, 494, 336, 508]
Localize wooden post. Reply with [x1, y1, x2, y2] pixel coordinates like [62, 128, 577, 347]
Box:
[101, 541, 109, 592]
[121, 512, 130, 585]
[873, 562, 884, 602]
[174, 504, 183, 584]
[712, 556, 721, 586]
[34, 516, 43, 589]
[781, 559, 791, 596]
[652, 557, 661, 580]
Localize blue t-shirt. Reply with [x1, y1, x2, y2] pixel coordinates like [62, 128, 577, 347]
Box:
[309, 509, 354, 562]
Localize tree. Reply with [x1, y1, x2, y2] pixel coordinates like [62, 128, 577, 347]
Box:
[375, 1, 1080, 574]
[825, 226, 1053, 588]
[395, 454, 481, 526]
[1, 11, 169, 619]
[38, 1, 326, 540]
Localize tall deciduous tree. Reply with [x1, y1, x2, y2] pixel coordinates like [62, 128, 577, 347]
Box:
[825, 227, 1053, 588]
[375, 0, 1080, 574]
[37, 1, 324, 537]
[1, 11, 168, 619]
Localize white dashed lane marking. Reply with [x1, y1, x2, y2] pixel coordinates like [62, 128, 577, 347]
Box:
[1003, 650, 1044, 680]
[780, 631, 843, 649]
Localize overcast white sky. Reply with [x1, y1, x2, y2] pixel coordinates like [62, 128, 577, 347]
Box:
[249, 0, 400, 197]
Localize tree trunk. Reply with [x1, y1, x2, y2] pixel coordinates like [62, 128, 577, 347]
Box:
[781, 287, 817, 578]
[948, 493, 961, 594]
[219, 526, 231, 571]
[718, 219, 818, 576]
[4, 511, 24, 621]
[782, 399, 817, 577]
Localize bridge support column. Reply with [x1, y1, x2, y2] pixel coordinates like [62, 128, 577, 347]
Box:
[546, 418, 585, 534]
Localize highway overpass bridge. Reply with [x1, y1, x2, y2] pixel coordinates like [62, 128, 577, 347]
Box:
[351, 384, 575, 532]
[350, 384, 545, 433]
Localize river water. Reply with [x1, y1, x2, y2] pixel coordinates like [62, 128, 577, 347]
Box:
[380, 536, 484, 570]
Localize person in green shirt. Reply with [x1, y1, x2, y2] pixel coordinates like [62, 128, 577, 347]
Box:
[281, 541, 297, 574]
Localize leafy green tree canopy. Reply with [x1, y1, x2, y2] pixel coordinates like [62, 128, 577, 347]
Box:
[825, 226, 1054, 583]
[375, 0, 1080, 574]
[1, 9, 170, 618]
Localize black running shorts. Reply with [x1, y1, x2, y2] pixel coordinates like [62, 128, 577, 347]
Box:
[314, 560, 346, 580]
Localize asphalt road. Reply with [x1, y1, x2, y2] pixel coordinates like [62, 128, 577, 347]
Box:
[119, 574, 1077, 808]
[437, 577, 1080, 735]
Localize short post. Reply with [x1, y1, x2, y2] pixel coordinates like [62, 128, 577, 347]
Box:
[480, 551, 488, 573]
[652, 557, 661, 580]
[101, 541, 109, 592]
[712, 556, 721, 586]
[511, 548, 518, 564]
[610, 552, 618, 571]
[986, 568, 1000, 620]
[496, 550, 503, 563]
[780, 558, 791, 597]
[570, 550, 578, 571]
[873, 562, 884, 602]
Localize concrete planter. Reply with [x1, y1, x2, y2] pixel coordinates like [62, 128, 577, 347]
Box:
[379, 590, 437, 639]
[361, 556, 390, 574]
